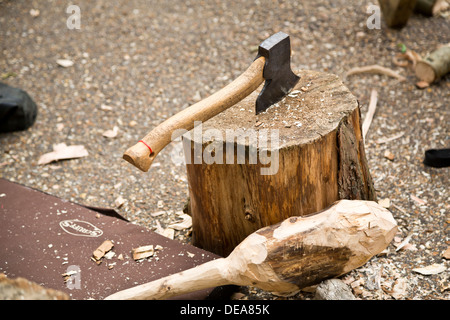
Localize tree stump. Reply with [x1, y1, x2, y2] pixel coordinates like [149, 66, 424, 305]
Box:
[182, 69, 376, 257]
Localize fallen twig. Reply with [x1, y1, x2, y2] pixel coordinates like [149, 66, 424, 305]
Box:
[346, 65, 407, 82]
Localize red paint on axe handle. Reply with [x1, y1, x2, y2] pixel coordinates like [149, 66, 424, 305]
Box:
[139, 140, 153, 154]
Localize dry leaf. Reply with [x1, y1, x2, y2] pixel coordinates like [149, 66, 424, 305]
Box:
[56, 59, 74, 68]
[413, 263, 446, 275]
[38, 143, 88, 165]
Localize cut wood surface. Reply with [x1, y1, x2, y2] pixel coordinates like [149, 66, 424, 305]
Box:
[184, 69, 376, 256]
[105, 200, 397, 300]
[415, 45, 450, 83]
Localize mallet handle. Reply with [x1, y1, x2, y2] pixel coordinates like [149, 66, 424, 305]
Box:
[123, 56, 265, 172]
[105, 258, 230, 300]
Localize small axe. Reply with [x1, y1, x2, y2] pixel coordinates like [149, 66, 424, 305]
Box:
[123, 32, 299, 172]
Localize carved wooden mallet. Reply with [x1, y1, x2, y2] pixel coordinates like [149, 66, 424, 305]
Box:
[105, 200, 397, 300]
[123, 32, 300, 172]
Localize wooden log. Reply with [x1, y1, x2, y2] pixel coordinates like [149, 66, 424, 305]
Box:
[378, 0, 417, 28]
[415, 45, 450, 83]
[104, 200, 397, 300]
[183, 69, 376, 257]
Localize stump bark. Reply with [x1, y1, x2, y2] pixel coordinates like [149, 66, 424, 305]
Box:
[183, 69, 376, 256]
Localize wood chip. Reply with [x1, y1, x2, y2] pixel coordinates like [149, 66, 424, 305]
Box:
[168, 214, 192, 230]
[162, 228, 175, 240]
[92, 240, 114, 261]
[100, 104, 114, 111]
[132, 245, 157, 260]
[384, 150, 395, 161]
[56, 59, 74, 68]
[29, 9, 40, 17]
[442, 247, 450, 260]
[413, 263, 446, 275]
[38, 143, 88, 165]
[150, 210, 167, 217]
[378, 198, 390, 208]
[114, 196, 126, 208]
[415, 81, 430, 89]
[102, 126, 119, 138]
[132, 246, 153, 260]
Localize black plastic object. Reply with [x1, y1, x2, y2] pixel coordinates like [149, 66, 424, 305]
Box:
[423, 148, 450, 168]
[0, 82, 37, 132]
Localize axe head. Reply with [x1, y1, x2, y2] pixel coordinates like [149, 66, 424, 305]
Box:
[255, 32, 300, 114]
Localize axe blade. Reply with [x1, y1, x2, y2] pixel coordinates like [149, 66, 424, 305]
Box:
[255, 32, 300, 114]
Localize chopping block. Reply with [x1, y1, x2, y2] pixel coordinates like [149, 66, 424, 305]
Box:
[182, 69, 377, 256]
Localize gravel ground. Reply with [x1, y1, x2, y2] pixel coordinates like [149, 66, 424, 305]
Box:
[1, 0, 449, 300]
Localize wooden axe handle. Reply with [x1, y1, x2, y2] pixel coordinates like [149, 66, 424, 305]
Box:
[105, 200, 397, 300]
[123, 56, 266, 172]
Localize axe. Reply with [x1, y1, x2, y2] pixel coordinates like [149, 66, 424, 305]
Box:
[105, 200, 397, 300]
[123, 32, 299, 172]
